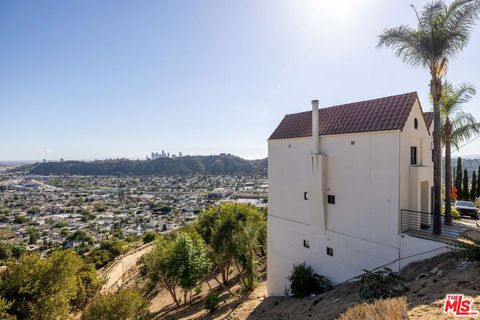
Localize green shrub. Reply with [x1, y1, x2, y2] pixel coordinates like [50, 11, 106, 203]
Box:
[99, 239, 125, 258]
[204, 292, 220, 313]
[194, 285, 202, 295]
[10, 245, 26, 258]
[142, 230, 157, 244]
[0, 296, 13, 320]
[441, 207, 461, 219]
[81, 289, 148, 320]
[359, 268, 407, 302]
[2, 250, 101, 319]
[452, 208, 461, 219]
[12, 216, 28, 224]
[0, 242, 12, 261]
[85, 249, 112, 269]
[287, 263, 332, 298]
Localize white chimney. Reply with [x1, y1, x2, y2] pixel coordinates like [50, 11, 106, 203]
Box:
[312, 99, 319, 154]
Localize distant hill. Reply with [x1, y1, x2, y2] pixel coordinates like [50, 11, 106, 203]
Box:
[442, 156, 480, 179]
[450, 156, 480, 179]
[11, 154, 267, 176]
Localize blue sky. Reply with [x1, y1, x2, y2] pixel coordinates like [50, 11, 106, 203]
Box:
[1, 0, 479, 160]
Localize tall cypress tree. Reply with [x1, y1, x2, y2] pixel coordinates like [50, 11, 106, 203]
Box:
[453, 166, 457, 186]
[463, 169, 469, 201]
[471, 171, 477, 201]
[455, 158, 463, 199]
[477, 166, 480, 198]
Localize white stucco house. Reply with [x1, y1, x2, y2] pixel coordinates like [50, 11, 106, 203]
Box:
[267, 92, 448, 296]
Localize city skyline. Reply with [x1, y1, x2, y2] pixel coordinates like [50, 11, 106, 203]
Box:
[1, 0, 480, 161]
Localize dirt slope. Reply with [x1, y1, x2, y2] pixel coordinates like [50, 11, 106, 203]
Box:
[146, 252, 480, 320]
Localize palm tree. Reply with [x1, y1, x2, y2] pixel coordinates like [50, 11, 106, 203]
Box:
[378, 0, 480, 235]
[439, 82, 480, 224]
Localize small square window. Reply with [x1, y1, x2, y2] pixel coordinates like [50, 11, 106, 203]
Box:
[327, 195, 335, 204]
[303, 240, 310, 248]
[326, 247, 333, 256]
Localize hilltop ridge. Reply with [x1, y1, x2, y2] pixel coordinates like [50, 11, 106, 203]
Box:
[11, 154, 267, 176]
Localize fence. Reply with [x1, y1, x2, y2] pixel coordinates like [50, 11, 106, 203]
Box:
[400, 209, 479, 242]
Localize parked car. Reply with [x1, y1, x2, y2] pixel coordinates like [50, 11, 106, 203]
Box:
[453, 201, 479, 219]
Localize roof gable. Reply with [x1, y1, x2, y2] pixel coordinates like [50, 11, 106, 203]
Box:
[424, 112, 434, 129]
[269, 92, 419, 140]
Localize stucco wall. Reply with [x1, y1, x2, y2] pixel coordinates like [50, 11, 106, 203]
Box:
[399, 100, 433, 214]
[267, 130, 402, 295]
[267, 98, 437, 296]
[321, 131, 400, 247]
[267, 215, 400, 295]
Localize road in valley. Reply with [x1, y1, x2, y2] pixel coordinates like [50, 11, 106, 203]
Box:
[101, 243, 155, 293]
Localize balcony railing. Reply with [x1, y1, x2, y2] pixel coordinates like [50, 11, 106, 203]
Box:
[400, 209, 480, 243]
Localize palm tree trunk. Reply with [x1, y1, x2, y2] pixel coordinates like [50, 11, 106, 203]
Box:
[444, 120, 453, 225]
[432, 75, 442, 235]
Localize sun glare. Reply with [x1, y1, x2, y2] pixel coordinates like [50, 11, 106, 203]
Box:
[300, 0, 372, 24]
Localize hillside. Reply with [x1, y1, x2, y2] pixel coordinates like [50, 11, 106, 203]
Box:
[144, 252, 480, 319]
[12, 154, 267, 176]
[453, 157, 480, 179]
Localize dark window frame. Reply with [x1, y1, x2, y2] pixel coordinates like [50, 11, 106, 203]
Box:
[410, 146, 417, 165]
[326, 247, 333, 256]
[327, 195, 335, 204]
[303, 240, 310, 248]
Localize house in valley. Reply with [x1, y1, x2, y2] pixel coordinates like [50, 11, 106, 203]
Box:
[267, 92, 449, 296]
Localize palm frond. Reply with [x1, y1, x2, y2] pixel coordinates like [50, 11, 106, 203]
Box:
[378, 0, 480, 75]
[440, 82, 476, 117]
[450, 112, 480, 149]
[454, 83, 476, 102]
[442, 0, 480, 59]
[419, 0, 445, 32]
[377, 26, 429, 68]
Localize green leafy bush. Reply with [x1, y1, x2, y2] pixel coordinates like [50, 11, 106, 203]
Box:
[1, 250, 101, 319]
[0, 242, 12, 262]
[10, 245, 25, 258]
[195, 202, 266, 289]
[81, 289, 148, 320]
[142, 230, 157, 244]
[287, 263, 332, 298]
[359, 268, 407, 302]
[204, 292, 220, 313]
[441, 207, 461, 219]
[142, 233, 210, 306]
[85, 249, 112, 269]
[12, 216, 28, 224]
[0, 296, 13, 320]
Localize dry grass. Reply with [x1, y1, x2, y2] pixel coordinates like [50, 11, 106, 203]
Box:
[338, 297, 408, 320]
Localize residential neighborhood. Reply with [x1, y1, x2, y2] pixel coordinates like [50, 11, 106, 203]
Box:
[0, 174, 267, 255]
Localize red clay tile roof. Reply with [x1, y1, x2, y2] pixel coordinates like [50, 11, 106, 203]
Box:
[424, 112, 434, 129]
[269, 92, 420, 140]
